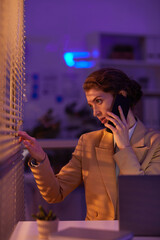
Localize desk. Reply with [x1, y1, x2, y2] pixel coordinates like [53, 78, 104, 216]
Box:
[10, 221, 160, 240]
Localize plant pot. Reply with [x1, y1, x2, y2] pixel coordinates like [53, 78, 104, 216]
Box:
[37, 218, 59, 239]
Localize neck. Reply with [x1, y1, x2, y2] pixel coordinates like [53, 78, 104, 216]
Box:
[127, 109, 136, 129]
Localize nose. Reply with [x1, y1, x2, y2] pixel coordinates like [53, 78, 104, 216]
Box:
[93, 107, 101, 117]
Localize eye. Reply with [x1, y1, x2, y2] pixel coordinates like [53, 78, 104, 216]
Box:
[95, 98, 103, 104]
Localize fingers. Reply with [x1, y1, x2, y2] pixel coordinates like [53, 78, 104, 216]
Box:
[23, 140, 35, 153]
[106, 106, 127, 125]
[105, 122, 115, 133]
[23, 140, 31, 147]
[18, 131, 45, 161]
[105, 107, 128, 134]
[18, 131, 30, 138]
[106, 112, 120, 129]
[18, 131, 35, 143]
[105, 117, 120, 133]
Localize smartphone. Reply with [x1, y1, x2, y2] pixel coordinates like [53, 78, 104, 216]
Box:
[106, 94, 130, 133]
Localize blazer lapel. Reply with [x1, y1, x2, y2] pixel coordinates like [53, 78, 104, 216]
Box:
[95, 130, 117, 212]
[130, 120, 150, 162]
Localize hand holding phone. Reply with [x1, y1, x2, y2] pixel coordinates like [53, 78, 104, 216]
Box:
[106, 94, 130, 133]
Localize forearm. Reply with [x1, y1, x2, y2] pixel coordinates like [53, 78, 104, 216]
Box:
[28, 148, 83, 203]
[114, 147, 144, 175]
[29, 156, 63, 203]
[114, 138, 160, 175]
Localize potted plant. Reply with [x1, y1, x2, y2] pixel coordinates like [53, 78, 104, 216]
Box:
[32, 205, 59, 239]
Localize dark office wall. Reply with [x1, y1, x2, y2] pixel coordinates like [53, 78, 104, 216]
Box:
[23, 0, 160, 135]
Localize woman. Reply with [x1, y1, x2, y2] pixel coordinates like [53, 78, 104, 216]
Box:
[18, 68, 160, 220]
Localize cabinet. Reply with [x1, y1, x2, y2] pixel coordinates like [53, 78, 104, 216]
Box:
[86, 33, 160, 130]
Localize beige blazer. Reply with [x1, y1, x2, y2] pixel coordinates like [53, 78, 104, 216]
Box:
[30, 119, 160, 220]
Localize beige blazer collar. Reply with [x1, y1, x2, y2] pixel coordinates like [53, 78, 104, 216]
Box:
[130, 119, 148, 147]
[130, 119, 150, 163]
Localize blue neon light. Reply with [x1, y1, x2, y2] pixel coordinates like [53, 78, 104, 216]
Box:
[73, 52, 90, 58]
[92, 50, 99, 58]
[64, 53, 75, 67]
[63, 51, 99, 68]
[75, 61, 95, 68]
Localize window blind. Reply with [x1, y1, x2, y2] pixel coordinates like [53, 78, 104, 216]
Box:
[0, 0, 26, 239]
[0, 0, 25, 164]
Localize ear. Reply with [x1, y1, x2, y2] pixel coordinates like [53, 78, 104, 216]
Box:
[119, 90, 127, 97]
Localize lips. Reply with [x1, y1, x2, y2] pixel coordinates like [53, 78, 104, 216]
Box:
[100, 117, 107, 124]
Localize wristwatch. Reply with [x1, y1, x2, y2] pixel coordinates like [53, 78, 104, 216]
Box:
[30, 153, 47, 168]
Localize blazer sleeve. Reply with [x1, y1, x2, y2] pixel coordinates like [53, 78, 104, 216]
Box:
[29, 135, 83, 203]
[113, 133, 160, 175]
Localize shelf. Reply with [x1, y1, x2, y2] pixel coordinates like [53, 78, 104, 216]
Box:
[95, 59, 160, 68]
[143, 91, 160, 97]
[87, 33, 160, 64]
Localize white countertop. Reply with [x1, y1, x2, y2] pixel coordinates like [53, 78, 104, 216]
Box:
[10, 220, 160, 240]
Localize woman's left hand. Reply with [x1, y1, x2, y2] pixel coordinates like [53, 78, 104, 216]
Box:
[104, 106, 130, 149]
